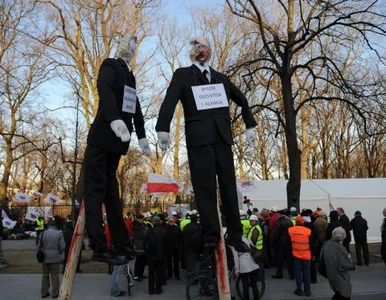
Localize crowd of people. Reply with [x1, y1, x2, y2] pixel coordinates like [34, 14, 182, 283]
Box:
[1, 205, 386, 299]
[93, 205, 384, 299]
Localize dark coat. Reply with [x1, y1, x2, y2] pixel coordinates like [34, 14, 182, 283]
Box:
[273, 216, 293, 248]
[350, 216, 368, 242]
[0, 208, 3, 238]
[87, 58, 146, 155]
[182, 221, 201, 250]
[339, 214, 351, 243]
[165, 224, 182, 254]
[326, 212, 341, 241]
[155, 65, 256, 148]
[146, 223, 167, 262]
[381, 218, 386, 263]
[132, 220, 148, 251]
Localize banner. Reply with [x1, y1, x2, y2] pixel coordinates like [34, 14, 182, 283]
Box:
[44, 207, 53, 221]
[15, 192, 31, 203]
[237, 180, 256, 192]
[32, 190, 43, 197]
[2, 217, 17, 229]
[45, 193, 60, 205]
[147, 173, 179, 193]
[25, 207, 42, 222]
[1, 210, 9, 220]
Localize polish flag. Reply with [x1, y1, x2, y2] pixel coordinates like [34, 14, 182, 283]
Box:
[147, 173, 179, 193]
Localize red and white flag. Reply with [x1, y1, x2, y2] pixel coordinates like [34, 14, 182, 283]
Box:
[45, 193, 59, 205]
[15, 192, 31, 203]
[147, 173, 179, 193]
[140, 183, 147, 193]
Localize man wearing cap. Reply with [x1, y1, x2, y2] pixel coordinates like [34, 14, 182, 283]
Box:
[350, 211, 369, 266]
[240, 210, 251, 238]
[288, 216, 316, 297]
[248, 214, 264, 276]
[156, 36, 257, 253]
[271, 209, 294, 280]
[132, 214, 148, 281]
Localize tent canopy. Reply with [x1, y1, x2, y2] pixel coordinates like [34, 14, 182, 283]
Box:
[237, 178, 386, 243]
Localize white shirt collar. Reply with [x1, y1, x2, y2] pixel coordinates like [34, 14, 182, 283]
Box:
[194, 62, 210, 74]
[123, 60, 132, 72]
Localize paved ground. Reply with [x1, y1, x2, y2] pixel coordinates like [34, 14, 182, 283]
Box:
[1, 239, 385, 299]
[1, 262, 385, 299]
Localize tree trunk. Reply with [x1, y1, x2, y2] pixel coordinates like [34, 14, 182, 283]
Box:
[281, 74, 301, 210]
[0, 140, 13, 201]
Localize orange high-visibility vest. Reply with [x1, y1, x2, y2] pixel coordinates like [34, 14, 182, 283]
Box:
[288, 225, 311, 260]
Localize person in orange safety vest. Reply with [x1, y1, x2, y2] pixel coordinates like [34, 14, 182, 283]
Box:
[288, 216, 316, 297]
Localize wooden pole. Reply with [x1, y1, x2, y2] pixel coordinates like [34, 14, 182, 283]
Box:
[214, 200, 231, 300]
[59, 201, 85, 300]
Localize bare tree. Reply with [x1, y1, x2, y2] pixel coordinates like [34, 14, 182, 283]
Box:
[0, 0, 55, 201]
[226, 0, 386, 209]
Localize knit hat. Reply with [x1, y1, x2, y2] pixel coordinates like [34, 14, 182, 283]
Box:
[153, 216, 161, 223]
[295, 216, 305, 225]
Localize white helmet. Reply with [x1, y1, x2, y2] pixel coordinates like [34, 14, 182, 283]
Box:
[249, 215, 258, 221]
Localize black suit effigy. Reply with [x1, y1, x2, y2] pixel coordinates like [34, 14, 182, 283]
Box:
[156, 64, 256, 245]
[84, 58, 146, 253]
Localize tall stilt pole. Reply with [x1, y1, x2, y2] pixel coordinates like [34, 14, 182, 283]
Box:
[59, 201, 85, 300]
[215, 200, 231, 300]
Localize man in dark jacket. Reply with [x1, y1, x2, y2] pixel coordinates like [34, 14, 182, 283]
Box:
[62, 221, 82, 273]
[350, 211, 369, 266]
[165, 216, 182, 280]
[132, 214, 148, 281]
[381, 208, 386, 266]
[301, 209, 318, 283]
[146, 216, 167, 295]
[325, 211, 341, 241]
[337, 207, 351, 252]
[155, 36, 257, 253]
[83, 36, 149, 265]
[272, 210, 294, 279]
[182, 214, 201, 280]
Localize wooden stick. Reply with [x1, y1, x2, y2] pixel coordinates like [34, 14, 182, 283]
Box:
[59, 201, 85, 300]
[215, 201, 231, 300]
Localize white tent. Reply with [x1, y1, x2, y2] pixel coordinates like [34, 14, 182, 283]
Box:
[236, 178, 386, 243]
